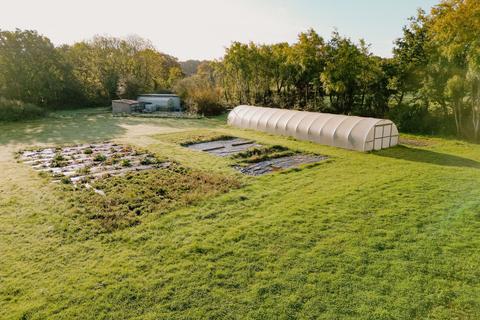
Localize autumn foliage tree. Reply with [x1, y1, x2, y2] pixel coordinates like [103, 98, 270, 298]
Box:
[0, 30, 183, 119]
[211, 29, 394, 118]
[0, 29, 67, 107]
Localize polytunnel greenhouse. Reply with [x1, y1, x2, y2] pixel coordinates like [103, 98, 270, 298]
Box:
[227, 105, 399, 152]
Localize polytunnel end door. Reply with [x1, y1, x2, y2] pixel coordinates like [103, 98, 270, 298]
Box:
[370, 123, 398, 151]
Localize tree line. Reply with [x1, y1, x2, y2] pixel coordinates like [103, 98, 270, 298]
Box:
[177, 0, 479, 140]
[1, 0, 479, 141]
[0, 30, 182, 120]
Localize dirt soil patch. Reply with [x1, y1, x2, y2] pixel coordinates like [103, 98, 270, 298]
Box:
[186, 138, 262, 156]
[19, 142, 167, 184]
[399, 137, 434, 147]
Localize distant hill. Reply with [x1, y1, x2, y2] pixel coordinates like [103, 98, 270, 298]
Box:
[179, 60, 207, 76]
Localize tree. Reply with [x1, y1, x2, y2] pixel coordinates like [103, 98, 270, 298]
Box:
[290, 29, 326, 109]
[391, 10, 429, 107]
[429, 0, 480, 139]
[0, 29, 66, 106]
[61, 35, 183, 104]
[321, 32, 364, 114]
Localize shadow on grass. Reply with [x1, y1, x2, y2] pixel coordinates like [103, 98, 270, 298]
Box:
[375, 145, 480, 169]
[0, 111, 224, 146]
[0, 114, 127, 146]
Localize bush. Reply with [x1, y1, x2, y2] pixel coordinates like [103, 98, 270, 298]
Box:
[187, 88, 225, 116]
[0, 98, 46, 121]
[387, 103, 453, 135]
[175, 76, 225, 116]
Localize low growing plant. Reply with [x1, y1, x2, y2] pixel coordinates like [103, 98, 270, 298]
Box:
[61, 176, 72, 184]
[68, 164, 240, 231]
[76, 166, 91, 176]
[51, 153, 67, 167]
[121, 159, 131, 167]
[93, 154, 107, 162]
[233, 145, 297, 164]
[140, 157, 156, 165]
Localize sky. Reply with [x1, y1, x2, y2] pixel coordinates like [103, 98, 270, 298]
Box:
[0, 0, 438, 61]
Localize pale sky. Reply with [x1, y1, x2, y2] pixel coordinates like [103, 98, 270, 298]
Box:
[1, 0, 438, 61]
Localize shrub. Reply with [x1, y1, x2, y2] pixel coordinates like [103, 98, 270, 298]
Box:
[387, 103, 454, 135]
[84, 148, 93, 155]
[175, 76, 225, 116]
[0, 97, 46, 122]
[186, 88, 225, 116]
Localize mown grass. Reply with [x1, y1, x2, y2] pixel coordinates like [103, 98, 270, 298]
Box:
[0, 109, 480, 319]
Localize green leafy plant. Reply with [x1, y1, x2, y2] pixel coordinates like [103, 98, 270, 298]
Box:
[233, 145, 297, 164]
[76, 166, 91, 176]
[121, 159, 131, 167]
[60, 176, 72, 184]
[53, 153, 65, 161]
[51, 153, 67, 167]
[93, 154, 107, 162]
[140, 157, 156, 165]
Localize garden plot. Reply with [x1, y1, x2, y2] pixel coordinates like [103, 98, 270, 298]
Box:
[19, 142, 167, 184]
[235, 154, 327, 176]
[186, 138, 262, 156]
[186, 137, 328, 176]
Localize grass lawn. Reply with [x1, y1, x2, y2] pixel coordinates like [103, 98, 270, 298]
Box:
[1, 109, 480, 319]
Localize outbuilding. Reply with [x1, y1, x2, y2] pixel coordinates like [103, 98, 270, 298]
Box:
[112, 99, 142, 114]
[137, 94, 182, 112]
[228, 105, 399, 152]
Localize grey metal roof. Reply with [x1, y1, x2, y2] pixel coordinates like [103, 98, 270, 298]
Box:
[138, 94, 179, 98]
[112, 99, 139, 105]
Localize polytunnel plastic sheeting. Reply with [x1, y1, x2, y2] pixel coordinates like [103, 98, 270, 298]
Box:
[227, 105, 399, 152]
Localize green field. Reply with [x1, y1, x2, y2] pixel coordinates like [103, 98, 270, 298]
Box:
[1, 109, 480, 319]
